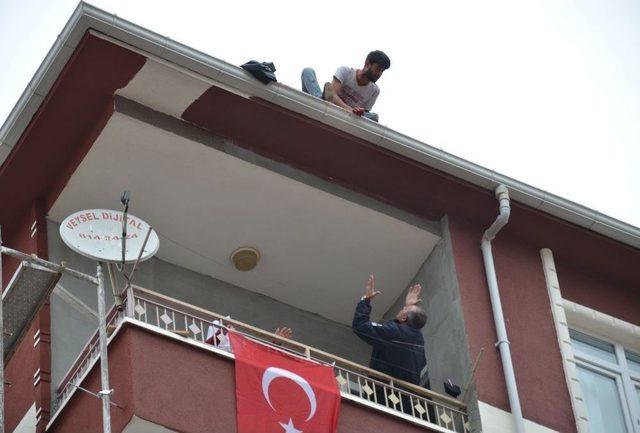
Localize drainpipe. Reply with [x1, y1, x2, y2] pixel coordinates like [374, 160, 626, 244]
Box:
[481, 185, 526, 433]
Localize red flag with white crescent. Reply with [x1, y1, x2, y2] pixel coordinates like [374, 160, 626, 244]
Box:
[229, 332, 341, 433]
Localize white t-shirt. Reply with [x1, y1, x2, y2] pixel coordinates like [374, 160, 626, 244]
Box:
[334, 66, 380, 111]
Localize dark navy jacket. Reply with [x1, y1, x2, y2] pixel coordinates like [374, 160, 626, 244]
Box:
[352, 299, 427, 385]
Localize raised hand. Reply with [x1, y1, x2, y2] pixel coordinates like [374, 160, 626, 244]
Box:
[405, 283, 423, 306]
[274, 327, 293, 339]
[364, 274, 381, 300]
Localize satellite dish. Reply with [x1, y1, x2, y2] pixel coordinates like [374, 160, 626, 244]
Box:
[59, 209, 159, 263]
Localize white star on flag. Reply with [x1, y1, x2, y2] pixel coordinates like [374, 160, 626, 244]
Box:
[279, 418, 302, 433]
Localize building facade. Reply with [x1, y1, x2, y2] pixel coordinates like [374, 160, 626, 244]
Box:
[1, 4, 639, 433]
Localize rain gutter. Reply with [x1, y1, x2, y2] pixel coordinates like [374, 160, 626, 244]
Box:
[1, 2, 638, 250]
[480, 186, 525, 433]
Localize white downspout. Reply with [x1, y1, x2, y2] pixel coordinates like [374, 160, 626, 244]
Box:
[481, 185, 526, 433]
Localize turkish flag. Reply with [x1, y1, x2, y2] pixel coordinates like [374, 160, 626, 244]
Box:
[229, 332, 341, 433]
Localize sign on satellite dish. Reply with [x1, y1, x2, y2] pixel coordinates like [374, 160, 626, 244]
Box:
[59, 209, 160, 263]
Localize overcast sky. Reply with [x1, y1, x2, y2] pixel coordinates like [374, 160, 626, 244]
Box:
[1, 0, 639, 227]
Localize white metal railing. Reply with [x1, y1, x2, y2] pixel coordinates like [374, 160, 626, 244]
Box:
[53, 306, 124, 412]
[54, 286, 470, 432]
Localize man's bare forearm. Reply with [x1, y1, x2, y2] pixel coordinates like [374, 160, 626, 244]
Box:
[331, 94, 352, 111]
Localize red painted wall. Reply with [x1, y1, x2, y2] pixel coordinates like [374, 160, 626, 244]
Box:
[2, 204, 41, 286]
[5, 322, 43, 432]
[49, 324, 440, 433]
[448, 211, 639, 432]
[557, 260, 639, 327]
[4, 202, 52, 432]
[47, 329, 135, 433]
[0, 34, 145, 229]
[0, 32, 145, 432]
[449, 217, 576, 432]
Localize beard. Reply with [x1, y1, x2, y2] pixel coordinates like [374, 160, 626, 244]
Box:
[365, 69, 379, 83]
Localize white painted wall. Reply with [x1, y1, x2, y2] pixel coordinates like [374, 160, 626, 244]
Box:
[11, 403, 37, 433]
[122, 415, 178, 433]
[478, 401, 559, 433]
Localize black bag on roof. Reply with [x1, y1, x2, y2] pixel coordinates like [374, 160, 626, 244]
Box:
[240, 61, 277, 84]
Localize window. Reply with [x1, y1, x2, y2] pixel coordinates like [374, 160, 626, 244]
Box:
[570, 329, 640, 433]
[628, 351, 640, 376]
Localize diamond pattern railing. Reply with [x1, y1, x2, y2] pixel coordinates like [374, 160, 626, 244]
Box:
[54, 286, 470, 432]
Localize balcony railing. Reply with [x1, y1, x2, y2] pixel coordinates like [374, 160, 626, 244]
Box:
[54, 304, 125, 411]
[54, 285, 470, 432]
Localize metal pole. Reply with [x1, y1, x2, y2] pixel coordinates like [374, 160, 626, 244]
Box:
[0, 241, 116, 433]
[121, 205, 128, 269]
[96, 263, 112, 433]
[461, 347, 484, 402]
[122, 227, 152, 318]
[0, 246, 98, 285]
[68, 384, 124, 409]
[0, 227, 4, 433]
[123, 226, 152, 293]
[106, 263, 123, 311]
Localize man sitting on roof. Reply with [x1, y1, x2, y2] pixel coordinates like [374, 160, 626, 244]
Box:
[301, 51, 391, 122]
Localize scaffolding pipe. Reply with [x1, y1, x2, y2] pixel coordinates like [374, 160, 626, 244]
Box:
[96, 263, 112, 433]
[0, 246, 98, 285]
[0, 238, 112, 433]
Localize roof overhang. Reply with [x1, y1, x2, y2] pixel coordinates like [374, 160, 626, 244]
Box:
[1, 3, 638, 249]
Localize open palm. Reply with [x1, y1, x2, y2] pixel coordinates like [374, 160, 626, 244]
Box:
[405, 283, 422, 306]
[364, 274, 381, 300]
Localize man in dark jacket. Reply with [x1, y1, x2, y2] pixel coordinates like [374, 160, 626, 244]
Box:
[352, 274, 427, 385]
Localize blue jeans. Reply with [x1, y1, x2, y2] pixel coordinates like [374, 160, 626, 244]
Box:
[301, 67, 379, 122]
[301, 67, 323, 98]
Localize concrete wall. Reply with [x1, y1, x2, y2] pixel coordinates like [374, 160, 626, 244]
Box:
[383, 216, 481, 432]
[47, 219, 372, 402]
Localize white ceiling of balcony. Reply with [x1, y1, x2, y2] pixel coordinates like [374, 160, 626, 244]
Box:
[48, 60, 440, 326]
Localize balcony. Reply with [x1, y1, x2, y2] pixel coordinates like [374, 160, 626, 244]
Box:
[48, 285, 470, 433]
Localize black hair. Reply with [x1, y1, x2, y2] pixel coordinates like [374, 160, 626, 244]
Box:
[406, 307, 427, 329]
[366, 50, 391, 70]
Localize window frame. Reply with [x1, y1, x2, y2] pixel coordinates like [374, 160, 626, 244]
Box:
[625, 349, 640, 380]
[570, 327, 640, 433]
